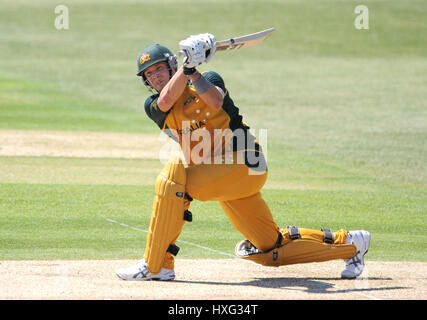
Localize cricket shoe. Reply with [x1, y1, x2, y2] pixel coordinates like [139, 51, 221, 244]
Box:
[341, 230, 371, 279]
[115, 259, 175, 281]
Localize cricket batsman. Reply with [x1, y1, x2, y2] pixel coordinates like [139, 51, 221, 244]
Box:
[115, 33, 371, 281]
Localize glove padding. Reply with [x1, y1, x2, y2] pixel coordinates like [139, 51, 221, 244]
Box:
[179, 33, 216, 68]
[199, 33, 216, 63]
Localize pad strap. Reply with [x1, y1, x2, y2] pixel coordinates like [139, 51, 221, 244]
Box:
[184, 210, 193, 222]
[167, 244, 180, 256]
[263, 231, 283, 255]
[287, 226, 301, 240]
[321, 228, 334, 244]
[185, 193, 193, 202]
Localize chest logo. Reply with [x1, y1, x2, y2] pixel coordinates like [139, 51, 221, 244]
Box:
[184, 96, 197, 107]
[176, 120, 206, 135]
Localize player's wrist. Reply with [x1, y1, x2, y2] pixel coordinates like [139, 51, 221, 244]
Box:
[183, 66, 197, 76]
[192, 74, 212, 95]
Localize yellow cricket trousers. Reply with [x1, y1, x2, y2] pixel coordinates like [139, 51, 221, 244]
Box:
[158, 154, 348, 270]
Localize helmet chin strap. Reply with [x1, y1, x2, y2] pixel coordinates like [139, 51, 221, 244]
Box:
[165, 53, 178, 72]
[141, 77, 156, 94]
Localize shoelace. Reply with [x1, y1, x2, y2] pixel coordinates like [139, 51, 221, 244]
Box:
[133, 262, 150, 279]
[346, 250, 362, 267]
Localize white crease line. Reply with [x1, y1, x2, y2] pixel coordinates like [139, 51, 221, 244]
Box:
[316, 280, 382, 300]
[104, 217, 236, 259]
[104, 216, 381, 300]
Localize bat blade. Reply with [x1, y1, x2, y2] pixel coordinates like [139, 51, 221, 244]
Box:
[215, 27, 275, 51]
[177, 28, 275, 58]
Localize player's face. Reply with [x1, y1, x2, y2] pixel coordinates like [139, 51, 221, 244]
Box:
[144, 62, 170, 92]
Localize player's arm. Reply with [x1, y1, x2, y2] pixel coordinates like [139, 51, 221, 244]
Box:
[157, 66, 188, 112]
[179, 33, 223, 110]
[145, 95, 168, 129]
[188, 71, 224, 111]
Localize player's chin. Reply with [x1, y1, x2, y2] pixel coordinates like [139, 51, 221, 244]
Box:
[153, 80, 167, 92]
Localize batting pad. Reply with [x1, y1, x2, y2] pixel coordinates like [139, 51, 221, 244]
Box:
[144, 157, 187, 274]
[235, 238, 356, 267]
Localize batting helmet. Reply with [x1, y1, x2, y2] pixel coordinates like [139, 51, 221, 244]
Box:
[136, 44, 178, 90]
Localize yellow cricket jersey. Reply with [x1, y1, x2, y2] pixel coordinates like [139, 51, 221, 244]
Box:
[144, 71, 265, 170]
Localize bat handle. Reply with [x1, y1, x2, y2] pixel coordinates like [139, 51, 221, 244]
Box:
[178, 50, 187, 58]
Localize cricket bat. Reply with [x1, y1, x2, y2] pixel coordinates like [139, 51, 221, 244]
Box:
[178, 27, 275, 58]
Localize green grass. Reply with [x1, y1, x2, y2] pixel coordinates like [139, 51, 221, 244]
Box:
[0, 0, 426, 261]
[0, 155, 425, 261]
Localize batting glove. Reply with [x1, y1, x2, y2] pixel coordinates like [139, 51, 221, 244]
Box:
[198, 33, 216, 63]
[179, 37, 205, 68]
[179, 33, 216, 68]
